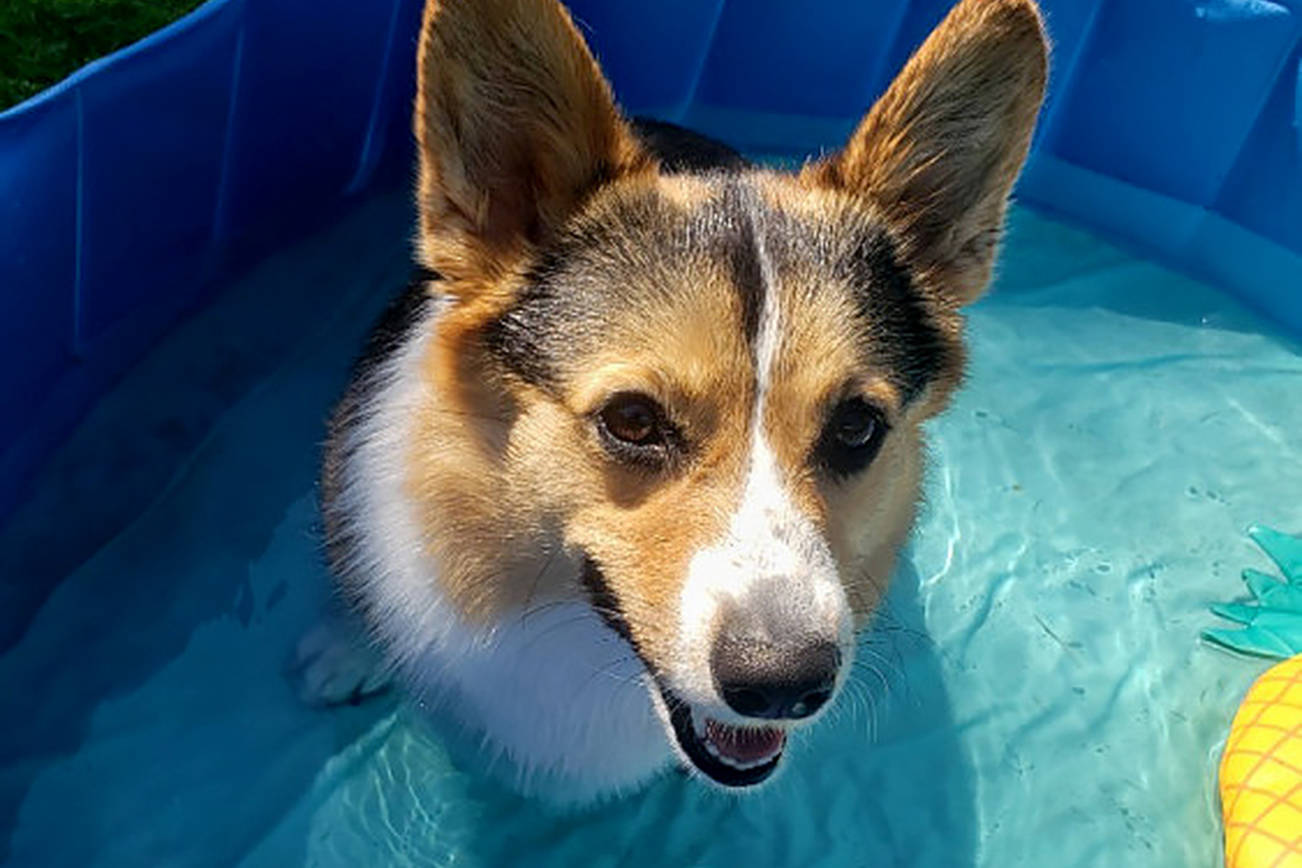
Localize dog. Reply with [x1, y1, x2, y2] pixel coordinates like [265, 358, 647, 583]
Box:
[297, 0, 1047, 800]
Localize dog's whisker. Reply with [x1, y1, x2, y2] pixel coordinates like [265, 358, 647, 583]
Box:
[564, 653, 652, 714]
[843, 677, 880, 744]
[577, 654, 645, 690]
[515, 598, 572, 621]
[519, 546, 562, 624]
[514, 613, 606, 656]
[853, 646, 905, 690]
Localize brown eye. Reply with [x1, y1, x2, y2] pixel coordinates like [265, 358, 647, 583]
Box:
[833, 400, 880, 448]
[595, 393, 680, 467]
[601, 395, 660, 446]
[817, 398, 888, 479]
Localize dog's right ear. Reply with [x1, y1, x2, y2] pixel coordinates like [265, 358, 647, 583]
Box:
[415, 0, 653, 300]
[804, 0, 1048, 306]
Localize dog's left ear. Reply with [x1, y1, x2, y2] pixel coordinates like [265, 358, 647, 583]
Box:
[805, 0, 1048, 304]
[415, 0, 654, 297]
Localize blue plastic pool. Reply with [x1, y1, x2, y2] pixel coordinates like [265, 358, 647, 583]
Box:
[3, 1, 1302, 866]
[4, 193, 1300, 867]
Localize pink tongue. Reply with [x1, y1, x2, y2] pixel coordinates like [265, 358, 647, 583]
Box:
[704, 719, 786, 763]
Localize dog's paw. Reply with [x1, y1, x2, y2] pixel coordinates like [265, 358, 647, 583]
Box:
[291, 617, 393, 707]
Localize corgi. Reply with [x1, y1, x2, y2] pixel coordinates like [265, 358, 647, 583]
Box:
[299, 0, 1048, 799]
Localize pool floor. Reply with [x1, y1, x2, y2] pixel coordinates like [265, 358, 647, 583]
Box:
[2, 194, 1300, 867]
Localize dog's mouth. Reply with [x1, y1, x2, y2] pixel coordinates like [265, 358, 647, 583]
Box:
[580, 556, 787, 787]
[659, 685, 786, 787]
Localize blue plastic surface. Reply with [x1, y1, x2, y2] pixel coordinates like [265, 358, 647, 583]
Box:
[1046, 1, 1299, 206]
[6, 200, 1300, 866]
[3, 0, 1302, 518]
[0, 0, 423, 518]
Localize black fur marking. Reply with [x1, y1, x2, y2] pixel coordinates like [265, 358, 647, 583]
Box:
[348, 267, 437, 386]
[730, 238, 765, 347]
[482, 278, 562, 392]
[631, 118, 749, 174]
[715, 181, 766, 346]
[843, 230, 950, 404]
[580, 556, 636, 649]
[483, 123, 750, 389]
[482, 137, 946, 412]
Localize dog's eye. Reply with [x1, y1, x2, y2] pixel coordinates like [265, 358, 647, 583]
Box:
[832, 400, 880, 448]
[817, 398, 888, 478]
[601, 395, 660, 445]
[595, 394, 677, 466]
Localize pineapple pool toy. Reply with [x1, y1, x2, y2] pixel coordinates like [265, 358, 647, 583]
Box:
[1205, 525, 1302, 868]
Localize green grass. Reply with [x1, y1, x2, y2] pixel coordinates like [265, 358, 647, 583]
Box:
[0, 0, 207, 110]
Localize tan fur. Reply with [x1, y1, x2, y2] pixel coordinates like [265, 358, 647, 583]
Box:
[410, 184, 759, 646]
[415, 0, 655, 298]
[401, 0, 1047, 675]
[802, 0, 1048, 304]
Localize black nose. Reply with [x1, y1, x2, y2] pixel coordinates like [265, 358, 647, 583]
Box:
[711, 634, 840, 721]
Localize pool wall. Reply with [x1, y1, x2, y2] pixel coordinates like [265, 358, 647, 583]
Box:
[2, 0, 1301, 518]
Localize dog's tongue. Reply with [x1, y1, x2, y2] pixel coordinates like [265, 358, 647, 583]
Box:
[704, 718, 786, 764]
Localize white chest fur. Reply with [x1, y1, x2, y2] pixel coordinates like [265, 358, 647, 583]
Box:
[332, 301, 671, 799]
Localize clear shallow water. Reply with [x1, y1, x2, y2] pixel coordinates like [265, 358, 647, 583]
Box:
[3, 196, 1300, 868]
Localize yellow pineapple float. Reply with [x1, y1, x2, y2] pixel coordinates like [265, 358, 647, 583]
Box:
[1219, 655, 1302, 867]
[1206, 527, 1302, 868]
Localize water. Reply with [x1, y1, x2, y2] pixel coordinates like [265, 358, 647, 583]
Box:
[2, 193, 1300, 867]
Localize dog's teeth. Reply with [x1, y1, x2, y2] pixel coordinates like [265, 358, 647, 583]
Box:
[698, 718, 783, 770]
[720, 753, 769, 770]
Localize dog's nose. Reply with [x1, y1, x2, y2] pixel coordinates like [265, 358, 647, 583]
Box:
[710, 634, 840, 721]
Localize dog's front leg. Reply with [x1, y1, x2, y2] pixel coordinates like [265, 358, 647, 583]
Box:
[290, 610, 393, 707]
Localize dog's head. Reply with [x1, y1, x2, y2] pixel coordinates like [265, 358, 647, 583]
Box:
[408, 0, 1046, 787]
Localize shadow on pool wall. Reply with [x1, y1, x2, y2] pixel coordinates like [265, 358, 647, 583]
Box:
[0, 0, 427, 524]
[0, 193, 414, 866]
